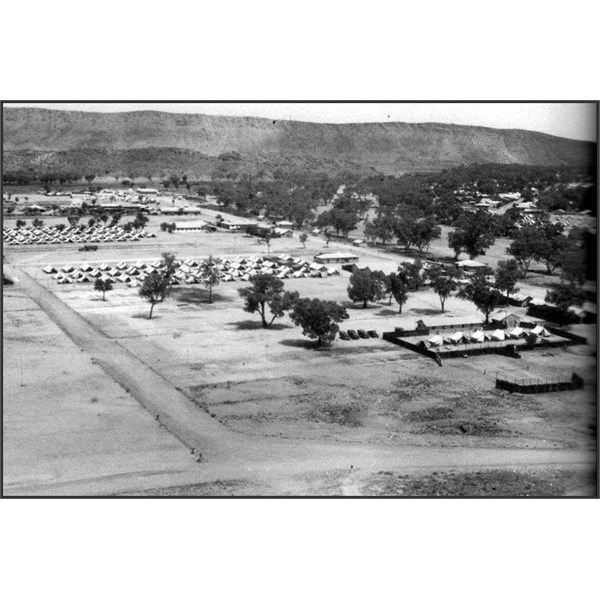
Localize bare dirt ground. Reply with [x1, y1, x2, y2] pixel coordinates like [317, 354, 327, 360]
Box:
[3, 224, 596, 496]
[3, 286, 203, 495]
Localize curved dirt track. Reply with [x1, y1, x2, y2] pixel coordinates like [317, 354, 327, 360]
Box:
[9, 267, 596, 496]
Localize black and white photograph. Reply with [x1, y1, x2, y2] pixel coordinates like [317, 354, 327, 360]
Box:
[2, 3, 599, 599]
[2, 101, 597, 497]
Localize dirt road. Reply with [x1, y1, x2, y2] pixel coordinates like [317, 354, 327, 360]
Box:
[7, 267, 595, 496]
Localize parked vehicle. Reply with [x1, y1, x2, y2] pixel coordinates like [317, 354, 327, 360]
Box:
[367, 330, 379, 338]
[79, 244, 98, 251]
[347, 329, 359, 340]
[357, 329, 369, 339]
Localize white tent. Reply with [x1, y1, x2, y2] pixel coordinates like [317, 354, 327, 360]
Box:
[449, 331, 466, 344]
[508, 327, 526, 338]
[491, 329, 506, 341]
[43, 265, 56, 274]
[428, 334, 444, 346]
[531, 325, 549, 337]
[470, 330, 485, 343]
[309, 262, 326, 271]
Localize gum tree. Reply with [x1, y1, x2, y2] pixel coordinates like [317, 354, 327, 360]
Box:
[428, 265, 457, 313]
[289, 297, 348, 347]
[200, 255, 222, 303]
[239, 273, 299, 327]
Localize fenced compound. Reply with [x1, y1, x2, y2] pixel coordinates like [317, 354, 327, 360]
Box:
[495, 372, 584, 394]
[382, 324, 586, 363]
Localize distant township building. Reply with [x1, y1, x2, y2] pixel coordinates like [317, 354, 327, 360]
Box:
[175, 220, 211, 231]
[159, 206, 203, 215]
[314, 252, 359, 265]
[490, 310, 521, 329]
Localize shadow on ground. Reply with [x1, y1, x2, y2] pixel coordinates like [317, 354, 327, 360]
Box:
[409, 308, 444, 316]
[230, 320, 293, 331]
[278, 338, 321, 349]
[175, 289, 229, 305]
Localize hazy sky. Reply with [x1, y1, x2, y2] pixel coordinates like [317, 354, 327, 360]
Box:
[6, 102, 597, 142]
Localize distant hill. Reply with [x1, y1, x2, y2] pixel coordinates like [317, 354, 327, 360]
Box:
[3, 147, 376, 181]
[3, 107, 596, 178]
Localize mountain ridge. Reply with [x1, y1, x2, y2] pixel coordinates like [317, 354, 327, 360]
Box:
[3, 107, 596, 177]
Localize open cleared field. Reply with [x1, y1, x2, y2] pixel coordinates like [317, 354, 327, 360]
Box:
[3, 224, 597, 496]
[2, 287, 204, 495]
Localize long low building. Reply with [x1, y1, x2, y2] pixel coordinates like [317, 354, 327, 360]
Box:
[314, 252, 359, 264]
[160, 206, 203, 215]
[175, 220, 211, 231]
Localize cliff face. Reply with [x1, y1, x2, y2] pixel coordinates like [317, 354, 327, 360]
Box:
[3, 107, 595, 176]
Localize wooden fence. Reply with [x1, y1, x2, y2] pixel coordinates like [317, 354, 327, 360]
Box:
[496, 373, 584, 394]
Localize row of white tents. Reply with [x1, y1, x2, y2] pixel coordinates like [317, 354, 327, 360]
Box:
[425, 325, 550, 347]
[3, 224, 156, 245]
[41, 254, 341, 286]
